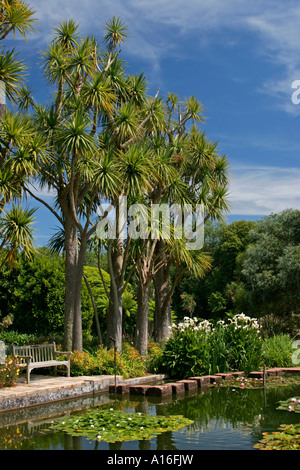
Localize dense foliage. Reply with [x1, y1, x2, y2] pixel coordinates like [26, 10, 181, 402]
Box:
[69, 343, 146, 378]
[0, 248, 137, 343]
[172, 211, 300, 337]
[157, 314, 263, 378]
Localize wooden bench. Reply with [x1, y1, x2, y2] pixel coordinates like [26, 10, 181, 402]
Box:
[12, 342, 71, 383]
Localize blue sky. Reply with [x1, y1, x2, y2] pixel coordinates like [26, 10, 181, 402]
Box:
[5, 0, 300, 244]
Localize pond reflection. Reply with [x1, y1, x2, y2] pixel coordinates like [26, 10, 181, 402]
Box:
[0, 380, 299, 450]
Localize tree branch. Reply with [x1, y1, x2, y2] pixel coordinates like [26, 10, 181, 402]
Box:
[25, 186, 63, 225]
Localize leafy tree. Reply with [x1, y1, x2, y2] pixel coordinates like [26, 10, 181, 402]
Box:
[233, 209, 300, 334]
[172, 219, 255, 320]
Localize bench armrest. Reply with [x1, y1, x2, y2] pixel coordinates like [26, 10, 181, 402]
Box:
[15, 355, 32, 364]
[54, 351, 72, 359]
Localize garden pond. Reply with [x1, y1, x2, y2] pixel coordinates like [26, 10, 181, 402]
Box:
[0, 376, 300, 450]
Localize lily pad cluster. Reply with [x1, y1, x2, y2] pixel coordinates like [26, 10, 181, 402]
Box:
[49, 408, 194, 443]
[215, 375, 300, 390]
[254, 424, 300, 450]
[276, 396, 300, 413]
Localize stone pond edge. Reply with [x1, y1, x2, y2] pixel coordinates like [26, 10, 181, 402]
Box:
[0, 368, 300, 412]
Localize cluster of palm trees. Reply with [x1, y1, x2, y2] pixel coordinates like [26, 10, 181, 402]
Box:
[0, 1, 37, 269]
[0, 1, 230, 356]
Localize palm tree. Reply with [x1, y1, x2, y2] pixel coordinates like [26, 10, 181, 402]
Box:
[0, 1, 39, 271]
[0, 0, 37, 40]
[27, 18, 163, 353]
[149, 96, 230, 347]
[0, 0, 37, 109]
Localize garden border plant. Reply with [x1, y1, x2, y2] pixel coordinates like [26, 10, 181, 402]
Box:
[158, 314, 264, 378]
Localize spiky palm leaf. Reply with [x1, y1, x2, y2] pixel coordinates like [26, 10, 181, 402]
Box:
[103, 16, 128, 51]
[0, 49, 26, 103]
[53, 19, 79, 51]
[0, 203, 36, 268]
[0, 0, 37, 40]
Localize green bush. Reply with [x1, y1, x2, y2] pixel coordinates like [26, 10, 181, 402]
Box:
[222, 314, 262, 374]
[70, 343, 146, 379]
[159, 318, 212, 378]
[159, 314, 263, 378]
[0, 356, 20, 387]
[145, 342, 164, 373]
[262, 334, 294, 368]
[0, 330, 40, 348]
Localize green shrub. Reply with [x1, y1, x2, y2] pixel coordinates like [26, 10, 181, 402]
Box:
[145, 342, 164, 373]
[160, 318, 213, 378]
[159, 314, 263, 378]
[70, 344, 146, 379]
[0, 356, 20, 387]
[0, 330, 40, 348]
[262, 334, 294, 368]
[222, 314, 262, 374]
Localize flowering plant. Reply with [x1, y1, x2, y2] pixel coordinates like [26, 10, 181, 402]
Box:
[160, 314, 262, 378]
[0, 355, 20, 388]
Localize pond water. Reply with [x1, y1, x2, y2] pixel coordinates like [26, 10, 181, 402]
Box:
[0, 379, 300, 450]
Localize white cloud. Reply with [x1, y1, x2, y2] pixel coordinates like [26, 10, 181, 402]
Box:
[229, 165, 300, 215]
[26, 1, 300, 112]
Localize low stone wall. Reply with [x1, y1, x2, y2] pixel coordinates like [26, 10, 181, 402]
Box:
[110, 367, 300, 397]
[0, 374, 166, 413]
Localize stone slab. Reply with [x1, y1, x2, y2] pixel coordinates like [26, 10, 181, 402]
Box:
[177, 380, 198, 390]
[200, 375, 222, 384]
[189, 376, 210, 387]
[129, 385, 150, 396]
[266, 368, 283, 376]
[231, 372, 245, 377]
[248, 371, 264, 379]
[168, 382, 185, 394]
[146, 385, 173, 396]
[279, 368, 300, 375]
[214, 373, 233, 381]
[109, 384, 130, 394]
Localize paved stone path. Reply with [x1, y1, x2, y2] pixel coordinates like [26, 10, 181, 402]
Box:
[0, 373, 166, 412]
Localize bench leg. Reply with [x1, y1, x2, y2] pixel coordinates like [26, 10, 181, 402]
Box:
[26, 366, 30, 384]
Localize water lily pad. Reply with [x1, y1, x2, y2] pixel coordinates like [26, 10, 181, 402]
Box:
[49, 408, 194, 443]
[254, 424, 300, 450]
[215, 375, 300, 390]
[276, 396, 300, 413]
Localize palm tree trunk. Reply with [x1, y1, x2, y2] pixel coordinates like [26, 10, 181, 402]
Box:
[0, 81, 5, 120]
[106, 239, 124, 352]
[153, 240, 172, 345]
[83, 273, 102, 345]
[72, 238, 86, 352]
[64, 213, 78, 351]
[154, 259, 172, 345]
[134, 280, 150, 356]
